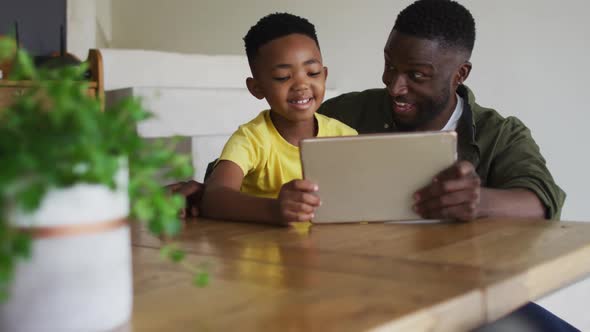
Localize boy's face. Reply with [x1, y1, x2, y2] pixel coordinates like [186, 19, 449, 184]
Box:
[247, 33, 327, 123]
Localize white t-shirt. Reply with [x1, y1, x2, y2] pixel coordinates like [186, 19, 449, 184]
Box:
[441, 93, 464, 131]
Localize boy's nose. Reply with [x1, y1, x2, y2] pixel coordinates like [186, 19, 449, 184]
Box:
[292, 72, 311, 90]
[292, 79, 310, 92]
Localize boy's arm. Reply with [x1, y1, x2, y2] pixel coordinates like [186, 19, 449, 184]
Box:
[200, 160, 320, 224]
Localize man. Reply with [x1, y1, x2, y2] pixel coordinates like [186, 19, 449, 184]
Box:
[318, 0, 565, 222]
[169, 1, 574, 330]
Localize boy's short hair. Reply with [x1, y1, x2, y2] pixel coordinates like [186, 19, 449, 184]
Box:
[394, 0, 476, 56]
[243, 13, 320, 69]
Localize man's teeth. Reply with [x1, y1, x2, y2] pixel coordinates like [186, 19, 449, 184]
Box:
[395, 101, 410, 106]
[291, 98, 311, 104]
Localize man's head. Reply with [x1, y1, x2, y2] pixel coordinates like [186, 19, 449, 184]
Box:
[244, 13, 327, 123]
[383, 0, 476, 131]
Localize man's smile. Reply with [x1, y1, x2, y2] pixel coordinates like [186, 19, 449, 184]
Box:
[393, 100, 416, 114]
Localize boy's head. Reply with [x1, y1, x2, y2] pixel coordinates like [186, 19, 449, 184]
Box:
[243, 13, 327, 123]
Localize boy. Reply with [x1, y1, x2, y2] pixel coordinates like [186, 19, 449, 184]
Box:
[200, 13, 357, 224]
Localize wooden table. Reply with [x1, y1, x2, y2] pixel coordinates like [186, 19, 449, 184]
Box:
[129, 218, 590, 331]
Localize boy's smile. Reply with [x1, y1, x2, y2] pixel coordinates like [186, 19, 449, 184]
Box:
[288, 96, 314, 111]
[246, 33, 327, 123]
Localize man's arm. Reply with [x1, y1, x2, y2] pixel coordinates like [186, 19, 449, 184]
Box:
[484, 117, 565, 219]
[414, 113, 566, 221]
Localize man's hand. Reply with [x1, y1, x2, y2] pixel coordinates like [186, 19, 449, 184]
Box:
[277, 180, 321, 223]
[413, 161, 481, 221]
[166, 180, 205, 218]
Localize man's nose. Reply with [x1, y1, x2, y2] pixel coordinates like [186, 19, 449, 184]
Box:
[387, 74, 408, 97]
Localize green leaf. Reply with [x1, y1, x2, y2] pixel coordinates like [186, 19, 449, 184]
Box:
[133, 198, 155, 222]
[12, 233, 32, 259]
[148, 219, 164, 235]
[0, 37, 16, 61]
[169, 249, 185, 263]
[0, 255, 14, 284]
[162, 215, 182, 237]
[159, 244, 184, 262]
[17, 182, 47, 212]
[193, 272, 209, 287]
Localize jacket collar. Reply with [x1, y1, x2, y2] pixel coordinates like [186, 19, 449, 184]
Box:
[456, 84, 481, 167]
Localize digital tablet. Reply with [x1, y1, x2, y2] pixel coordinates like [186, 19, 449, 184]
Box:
[300, 131, 457, 223]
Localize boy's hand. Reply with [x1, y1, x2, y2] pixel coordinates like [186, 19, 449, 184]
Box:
[277, 180, 321, 223]
[166, 180, 205, 219]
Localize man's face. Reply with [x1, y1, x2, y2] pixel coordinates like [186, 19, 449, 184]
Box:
[248, 34, 327, 123]
[382, 30, 467, 131]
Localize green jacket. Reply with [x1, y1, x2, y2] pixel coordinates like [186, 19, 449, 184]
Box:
[318, 85, 566, 219]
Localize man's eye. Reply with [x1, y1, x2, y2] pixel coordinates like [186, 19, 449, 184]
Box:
[410, 72, 426, 79]
[385, 63, 395, 71]
[272, 76, 290, 82]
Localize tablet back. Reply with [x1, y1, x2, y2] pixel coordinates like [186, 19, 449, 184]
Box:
[300, 131, 457, 223]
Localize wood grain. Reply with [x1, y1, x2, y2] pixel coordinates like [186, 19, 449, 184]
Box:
[129, 218, 590, 331]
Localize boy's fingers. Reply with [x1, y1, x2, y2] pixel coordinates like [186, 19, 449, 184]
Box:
[297, 213, 314, 221]
[166, 182, 185, 193]
[292, 180, 319, 192]
[281, 210, 314, 222]
[178, 181, 204, 197]
[283, 200, 316, 214]
[295, 192, 321, 206]
[294, 201, 316, 214]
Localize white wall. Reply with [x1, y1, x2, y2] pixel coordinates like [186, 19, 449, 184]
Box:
[109, 0, 590, 222]
[67, 0, 112, 59]
[66, 0, 97, 59]
[96, 0, 113, 47]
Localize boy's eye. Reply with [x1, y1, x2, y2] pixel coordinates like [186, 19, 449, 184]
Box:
[272, 76, 290, 82]
[308, 71, 321, 77]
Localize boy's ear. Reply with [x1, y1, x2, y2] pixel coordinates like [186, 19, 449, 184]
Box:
[323, 66, 328, 80]
[246, 77, 265, 100]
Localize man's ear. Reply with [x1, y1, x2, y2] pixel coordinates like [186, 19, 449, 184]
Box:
[246, 77, 265, 100]
[456, 61, 472, 85]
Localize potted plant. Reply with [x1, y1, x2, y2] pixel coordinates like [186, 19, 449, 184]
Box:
[0, 37, 195, 331]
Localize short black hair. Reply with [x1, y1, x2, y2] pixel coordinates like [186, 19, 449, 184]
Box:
[394, 0, 476, 55]
[243, 13, 319, 68]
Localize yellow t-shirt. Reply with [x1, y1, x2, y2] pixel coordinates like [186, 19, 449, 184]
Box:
[219, 110, 358, 198]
